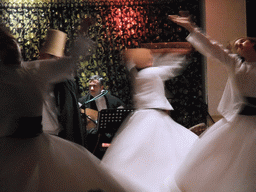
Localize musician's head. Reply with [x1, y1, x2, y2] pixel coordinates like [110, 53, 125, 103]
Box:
[88, 75, 105, 97]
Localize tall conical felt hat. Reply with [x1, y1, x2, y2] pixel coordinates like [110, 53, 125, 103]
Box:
[40, 29, 67, 57]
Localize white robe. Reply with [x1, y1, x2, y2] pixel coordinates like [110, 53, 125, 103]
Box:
[0, 37, 128, 192]
[101, 54, 198, 192]
[174, 29, 256, 192]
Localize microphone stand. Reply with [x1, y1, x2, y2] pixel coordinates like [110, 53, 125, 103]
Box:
[80, 90, 109, 155]
[84, 114, 98, 125]
[80, 90, 109, 109]
[80, 90, 109, 129]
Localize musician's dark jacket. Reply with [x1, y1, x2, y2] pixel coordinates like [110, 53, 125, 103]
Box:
[78, 93, 125, 110]
[54, 79, 85, 146]
[78, 92, 126, 159]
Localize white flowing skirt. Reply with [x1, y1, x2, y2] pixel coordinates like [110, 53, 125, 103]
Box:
[0, 133, 128, 192]
[175, 114, 256, 192]
[101, 109, 198, 192]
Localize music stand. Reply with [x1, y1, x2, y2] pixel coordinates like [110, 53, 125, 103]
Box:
[97, 108, 134, 134]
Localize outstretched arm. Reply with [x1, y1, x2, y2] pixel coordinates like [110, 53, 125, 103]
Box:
[168, 14, 238, 69]
[152, 53, 188, 81]
[23, 18, 96, 83]
[168, 14, 195, 33]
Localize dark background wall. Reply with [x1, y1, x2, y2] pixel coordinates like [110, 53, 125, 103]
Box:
[0, 0, 207, 128]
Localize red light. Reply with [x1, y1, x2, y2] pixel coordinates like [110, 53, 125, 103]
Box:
[106, 6, 146, 41]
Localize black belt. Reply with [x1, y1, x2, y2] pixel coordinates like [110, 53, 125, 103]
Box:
[239, 97, 256, 116]
[9, 116, 43, 138]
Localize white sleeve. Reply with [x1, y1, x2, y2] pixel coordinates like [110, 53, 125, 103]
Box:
[152, 54, 187, 81]
[187, 29, 240, 71]
[187, 30, 244, 121]
[22, 57, 74, 83]
[22, 35, 95, 83]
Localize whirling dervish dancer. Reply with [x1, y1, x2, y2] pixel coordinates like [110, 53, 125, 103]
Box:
[101, 48, 198, 192]
[0, 19, 129, 192]
[169, 12, 256, 192]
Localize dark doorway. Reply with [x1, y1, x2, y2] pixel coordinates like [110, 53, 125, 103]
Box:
[246, 0, 255, 37]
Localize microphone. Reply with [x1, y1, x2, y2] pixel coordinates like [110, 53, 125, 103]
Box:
[80, 89, 109, 109]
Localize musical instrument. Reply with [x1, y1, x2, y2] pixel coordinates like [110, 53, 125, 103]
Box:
[79, 90, 109, 131]
[80, 108, 98, 131]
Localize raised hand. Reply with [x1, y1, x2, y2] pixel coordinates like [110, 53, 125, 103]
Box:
[168, 13, 195, 32]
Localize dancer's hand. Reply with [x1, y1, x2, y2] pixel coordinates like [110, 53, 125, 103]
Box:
[72, 17, 96, 59]
[168, 12, 195, 33]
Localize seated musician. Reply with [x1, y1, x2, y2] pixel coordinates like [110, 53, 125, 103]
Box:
[78, 75, 126, 159]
